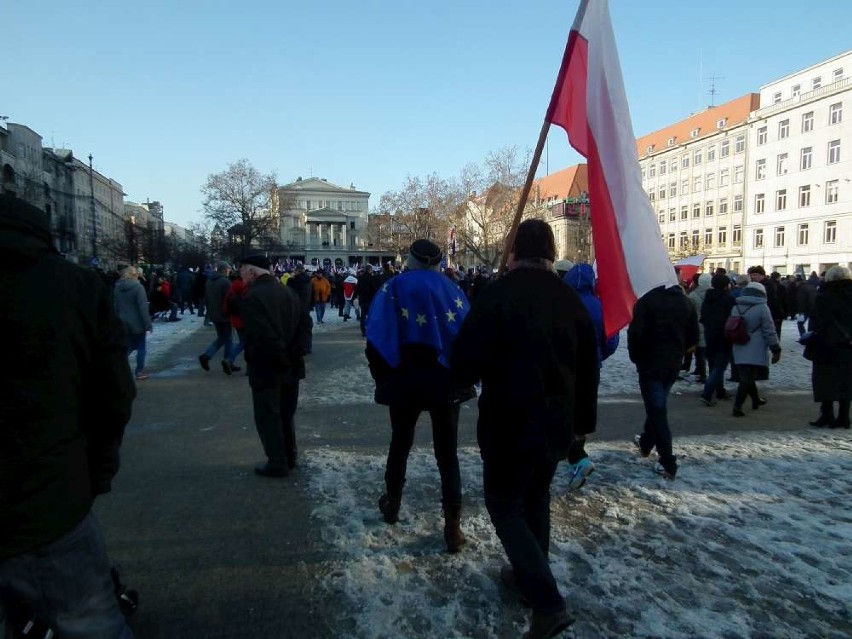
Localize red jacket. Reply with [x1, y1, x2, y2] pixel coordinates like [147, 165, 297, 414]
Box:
[224, 278, 248, 330]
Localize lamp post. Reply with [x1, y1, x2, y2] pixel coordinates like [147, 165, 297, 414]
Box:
[88, 153, 98, 262]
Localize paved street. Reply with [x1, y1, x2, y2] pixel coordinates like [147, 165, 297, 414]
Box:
[96, 319, 838, 638]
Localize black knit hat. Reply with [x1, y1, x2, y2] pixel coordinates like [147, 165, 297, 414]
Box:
[409, 239, 443, 266]
[240, 255, 270, 270]
[512, 219, 556, 262]
[711, 273, 730, 290]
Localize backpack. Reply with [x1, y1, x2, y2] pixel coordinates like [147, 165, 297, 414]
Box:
[724, 304, 754, 345]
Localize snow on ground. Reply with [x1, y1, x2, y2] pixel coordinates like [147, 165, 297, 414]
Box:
[139, 309, 852, 637]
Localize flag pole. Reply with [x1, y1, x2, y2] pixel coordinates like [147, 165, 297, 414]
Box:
[498, 120, 552, 273]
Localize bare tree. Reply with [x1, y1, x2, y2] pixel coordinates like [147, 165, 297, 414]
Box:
[201, 159, 278, 259]
[377, 173, 456, 255]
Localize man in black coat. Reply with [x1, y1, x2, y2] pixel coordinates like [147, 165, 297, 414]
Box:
[286, 263, 314, 354]
[240, 256, 311, 477]
[699, 274, 736, 405]
[356, 264, 380, 337]
[452, 219, 597, 639]
[628, 281, 699, 479]
[0, 194, 136, 636]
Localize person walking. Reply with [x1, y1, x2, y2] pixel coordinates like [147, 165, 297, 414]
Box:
[729, 281, 782, 417]
[807, 265, 852, 429]
[222, 274, 248, 375]
[198, 261, 234, 371]
[113, 265, 153, 380]
[175, 265, 195, 315]
[452, 220, 598, 638]
[366, 239, 475, 554]
[357, 264, 380, 337]
[687, 273, 711, 382]
[311, 269, 331, 324]
[341, 271, 358, 321]
[628, 280, 699, 480]
[699, 273, 736, 405]
[0, 194, 136, 638]
[239, 255, 311, 477]
[287, 263, 314, 353]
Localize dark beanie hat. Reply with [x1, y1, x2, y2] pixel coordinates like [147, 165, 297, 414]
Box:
[409, 239, 443, 266]
[711, 273, 730, 290]
[513, 219, 556, 262]
[240, 255, 270, 270]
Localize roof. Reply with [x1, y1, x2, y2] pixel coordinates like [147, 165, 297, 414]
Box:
[532, 164, 588, 201]
[635, 93, 759, 157]
[280, 176, 370, 196]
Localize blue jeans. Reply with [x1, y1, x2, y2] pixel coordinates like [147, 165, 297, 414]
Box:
[227, 328, 245, 364]
[125, 333, 146, 375]
[204, 322, 233, 359]
[637, 368, 679, 468]
[314, 302, 326, 323]
[483, 450, 563, 613]
[702, 348, 730, 400]
[0, 513, 133, 639]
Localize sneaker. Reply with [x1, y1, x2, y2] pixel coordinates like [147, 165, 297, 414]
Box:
[699, 395, 716, 407]
[135, 371, 150, 380]
[654, 462, 677, 480]
[633, 434, 650, 458]
[522, 605, 575, 639]
[198, 354, 210, 371]
[568, 457, 596, 491]
[221, 360, 233, 375]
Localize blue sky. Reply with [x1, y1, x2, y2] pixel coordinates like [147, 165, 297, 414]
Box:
[5, 0, 851, 227]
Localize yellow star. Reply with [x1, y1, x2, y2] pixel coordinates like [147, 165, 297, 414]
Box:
[446, 309, 457, 323]
[455, 297, 464, 309]
[401, 307, 409, 319]
[416, 314, 427, 327]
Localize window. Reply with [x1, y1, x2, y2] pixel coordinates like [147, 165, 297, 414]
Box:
[813, 76, 822, 90]
[694, 176, 703, 192]
[799, 185, 811, 208]
[826, 180, 839, 204]
[802, 111, 814, 132]
[756, 158, 766, 180]
[834, 68, 844, 83]
[734, 165, 744, 184]
[681, 179, 689, 195]
[720, 140, 730, 158]
[735, 135, 745, 153]
[754, 228, 764, 249]
[757, 126, 768, 145]
[647, 145, 655, 154]
[825, 220, 837, 244]
[707, 145, 716, 161]
[798, 223, 810, 245]
[830, 102, 843, 125]
[801, 146, 813, 170]
[679, 232, 688, 248]
[705, 201, 714, 216]
[670, 159, 678, 172]
[641, 168, 646, 181]
[718, 198, 729, 215]
[829, 139, 841, 164]
[776, 189, 787, 211]
[706, 173, 716, 189]
[774, 226, 786, 248]
[792, 84, 801, 98]
[733, 225, 742, 245]
[681, 155, 690, 169]
[773, 91, 782, 104]
[669, 182, 677, 197]
[691, 230, 700, 248]
[778, 119, 790, 139]
[777, 153, 788, 175]
[734, 195, 744, 212]
[755, 193, 766, 214]
[667, 233, 675, 249]
[649, 192, 656, 202]
[705, 228, 713, 245]
[659, 186, 667, 200]
[667, 137, 676, 147]
[659, 161, 667, 175]
[679, 206, 687, 221]
[690, 128, 700, 138]
[658, 211, 665, 223]
[692, 203, 701, 218]
[716, 118, 728, 129]
[694, 149, 703, 165]
[668, 208, 676, 222]
[718, 226, 728, 245]
[649, 164, 656, 177]
[720, 168, 730, 186]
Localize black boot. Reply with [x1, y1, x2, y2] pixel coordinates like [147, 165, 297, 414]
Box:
[832, 400, 850, 429]
[379, 493, 401, 524]
[443, 505, 466, 553]
[809, 402, 835, 427]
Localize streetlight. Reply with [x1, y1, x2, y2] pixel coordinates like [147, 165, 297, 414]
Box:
[88, 154, 98, 263]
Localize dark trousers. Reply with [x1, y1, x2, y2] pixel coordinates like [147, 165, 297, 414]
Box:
[251, 381, 299, 468]
[385, 403, 461, 507]
[637, 368, 679, 468]
[483, 450, 563, 613]
[359, 302, 371, 337]
[733, 364, 762, 410]
[702, 348, 730, 400]
[692, 346, 707, 377]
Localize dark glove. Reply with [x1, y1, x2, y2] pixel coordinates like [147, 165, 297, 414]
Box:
[771, 350, 781, 364]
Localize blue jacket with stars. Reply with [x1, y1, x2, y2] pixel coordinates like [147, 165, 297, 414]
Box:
[365, 268, 474, 408]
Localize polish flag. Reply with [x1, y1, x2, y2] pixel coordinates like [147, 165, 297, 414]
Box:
[546, 0, 676, 337]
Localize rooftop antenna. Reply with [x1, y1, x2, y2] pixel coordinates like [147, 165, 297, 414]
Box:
[708, 73, 724, 107]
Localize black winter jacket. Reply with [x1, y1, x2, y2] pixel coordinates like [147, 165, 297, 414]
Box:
[701, 288, 735, 354]
[628, 285, 699, 371]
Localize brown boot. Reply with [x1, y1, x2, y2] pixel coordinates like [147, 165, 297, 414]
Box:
[443, 505, 466, 553]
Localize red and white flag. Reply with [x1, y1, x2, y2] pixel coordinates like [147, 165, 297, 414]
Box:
[546, 0, 676, 337]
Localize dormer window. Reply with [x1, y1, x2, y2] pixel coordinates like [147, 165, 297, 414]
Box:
[690, 128, 700, 138]
[667, 137, 676, 147]
[716, 118, 727, 129]
[646, 144, 655, 154]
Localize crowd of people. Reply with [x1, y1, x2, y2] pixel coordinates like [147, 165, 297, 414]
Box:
[4, 186, 851, 639]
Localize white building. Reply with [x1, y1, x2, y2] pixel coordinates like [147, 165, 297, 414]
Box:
[743, 50, 852, 275]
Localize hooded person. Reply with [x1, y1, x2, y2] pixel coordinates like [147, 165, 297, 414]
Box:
[687, 272, 712, 381]
[451, 219, 598, 637]
[365, 239, 475, 553]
